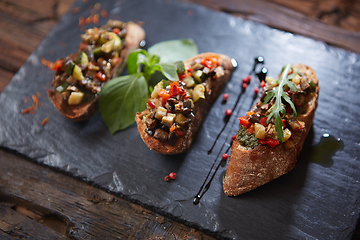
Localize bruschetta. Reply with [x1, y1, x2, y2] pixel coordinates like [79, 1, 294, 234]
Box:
[223, 64, 319, 196]
[47, 20, 145, 121]
[135, 53, 234, 154]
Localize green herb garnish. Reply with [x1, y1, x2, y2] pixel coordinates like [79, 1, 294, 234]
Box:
[98, 39, 198, 134]
[263, 64, 298, 142]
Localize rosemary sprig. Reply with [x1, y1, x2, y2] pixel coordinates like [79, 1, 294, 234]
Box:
[263, 64, 298, 142]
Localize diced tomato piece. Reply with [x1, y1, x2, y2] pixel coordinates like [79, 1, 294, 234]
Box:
[257, 138, 280, 148]
[239, 117, 251, 128]
[259, 117, 268, 127]
[52, 60, 63, 71]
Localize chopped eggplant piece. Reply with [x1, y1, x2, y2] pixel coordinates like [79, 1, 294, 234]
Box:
[153, 129, 169, 142]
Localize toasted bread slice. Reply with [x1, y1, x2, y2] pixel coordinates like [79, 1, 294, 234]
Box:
[136, 53, 234, 154]
[47, 21, 145, 121]
[223, 64, 319, 196]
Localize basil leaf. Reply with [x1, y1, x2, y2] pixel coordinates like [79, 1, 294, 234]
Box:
[148, 39, 198, 63]
[156, 63, 179, 81]
[99, 73, 148, 134]
[127, 49, 148, 74]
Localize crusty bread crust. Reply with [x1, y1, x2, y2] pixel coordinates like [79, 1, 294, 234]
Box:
[223, 64, 319, 196]
[47, 22, 145, 122]
[135, 53, 234, 155]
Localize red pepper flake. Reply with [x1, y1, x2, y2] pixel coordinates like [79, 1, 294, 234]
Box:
[260, 80, 266, 88]
[222, 153, 228, 160]
[223, 93, 229, 101]
[225, 109, 232, 117]
[71, 7, 81, 14]
[254, 87, 259, 94]
[164, 175, 171, 182]
[169, 172, 177, 180]
[32, 95, 39, 106]
[92, 14, 99, 24]
[79, 16, 85, 26]
[41, 116, 49, 126]
[101, 10, 108, 18]
[21, 105, 36, 114]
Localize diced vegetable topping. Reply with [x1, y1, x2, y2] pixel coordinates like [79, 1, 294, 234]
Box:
[144, 55, 224, 145]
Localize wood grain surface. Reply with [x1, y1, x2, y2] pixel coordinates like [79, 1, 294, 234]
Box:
[0, 0, 359, 239]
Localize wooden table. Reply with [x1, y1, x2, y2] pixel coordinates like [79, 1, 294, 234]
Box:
[1, 0, 359, 238]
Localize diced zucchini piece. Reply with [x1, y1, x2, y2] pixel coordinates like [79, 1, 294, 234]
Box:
[192, 84, 205, 102]
[254, 123, 266, 139]
[68, 91, 84, 105]
[182, 76, 195, 88]
[93, 47, 104, 59]
[55, 82, 69, 93]
[283, 128, 292, 142]
[174, 61, 186, 75]
[101, 39, 115, 53]
[193, 70, 205, 83]
[155, 106, 167, 120]
[292, 74, 301, 85]
[151, 80, 164, 98]
[112, 35, 122, 51]
[161, 113, 176, 127]
[72, 65, 84, 80]
[65, 61, 75, 76]
[175, 114, 187, 126]
[75, 52, 89, 66]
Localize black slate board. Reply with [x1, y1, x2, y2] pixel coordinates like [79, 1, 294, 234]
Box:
[1, 0, 360, 239]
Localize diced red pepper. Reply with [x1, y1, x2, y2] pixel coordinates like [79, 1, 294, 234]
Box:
[175, 129, 184, 136]
[52, 60, 63, 71]
[200, 55, 219, 69]
[147, 101, 156, 109]
[257, 138, 280, 148]
[168, 81, 186, 97]
[169, 124, 176, 132]
[96, 71, 106, 82]
[282, 119, 286, 127]
[246, 124, 255, 134]
[259, 117, 268, 127]
[112, 28, 120, 34]
[158, 89, 170, 105]
[239, 117, 251, 128]
[260, 80, 266, 88]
